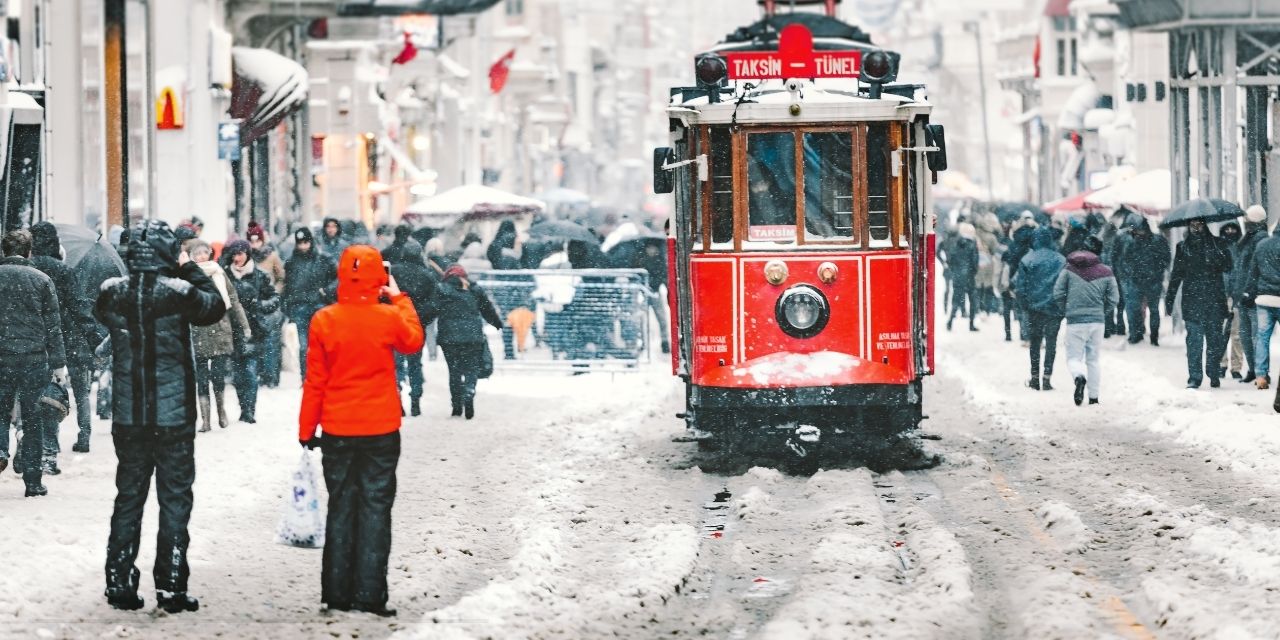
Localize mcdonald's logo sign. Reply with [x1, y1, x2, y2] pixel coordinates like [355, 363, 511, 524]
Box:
[156, 87, 184, 130]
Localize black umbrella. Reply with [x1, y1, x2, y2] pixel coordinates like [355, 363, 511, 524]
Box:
[54, 223, 127, 301]
[605, 236, 666, 268]
[992, 202, 1045, 224]
[1158, 198, 1245, 229]
[528, 220, 599, 244]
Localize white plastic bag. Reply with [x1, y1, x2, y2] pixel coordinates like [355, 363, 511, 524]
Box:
[275, 451, 325, 548]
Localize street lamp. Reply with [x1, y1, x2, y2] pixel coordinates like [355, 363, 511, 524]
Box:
[963, 20, 995, 201]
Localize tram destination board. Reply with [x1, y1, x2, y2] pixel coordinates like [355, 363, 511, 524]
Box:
[724, 50, 862, 80]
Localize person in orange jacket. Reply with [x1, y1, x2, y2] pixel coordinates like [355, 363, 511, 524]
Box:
[298, 244, 424, 616]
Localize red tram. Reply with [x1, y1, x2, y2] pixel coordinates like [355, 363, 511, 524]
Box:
[654, 0, 948, 461]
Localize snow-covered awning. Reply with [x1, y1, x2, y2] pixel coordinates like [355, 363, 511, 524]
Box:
[230, 47, 309, 144]
[405, 184, 545, 219]
[1082, 169, 1193, 214]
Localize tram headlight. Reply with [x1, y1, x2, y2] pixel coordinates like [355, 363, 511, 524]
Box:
[764, 260, 789, 286]
[695, 54, 728, 89]
[859, 50, 899, 85]
[817, 262, 838, 284]
[775, 285, 830, 339]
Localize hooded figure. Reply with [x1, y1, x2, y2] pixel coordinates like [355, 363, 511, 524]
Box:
[379, 224, 414, 265]
[423, 264, 504, 419]
[319, 217, 349, 258]
[486, 219, 521, 270]
[1053, 241, 1119, 405]
[946, 222, 981, 331]
[388, 239, 438, 415]
[95, 220, 225, 613]
[1230, 206, 1270, 382]
[283, 227, 337, 380]
[1015, 227, 1068, 389]
[223, 239, 279, 423]
[27, 222, 97, 457]
[1113, 214, 1171, 345]
[299, 244, 423, 616]
[1166, 221, 1232, 388]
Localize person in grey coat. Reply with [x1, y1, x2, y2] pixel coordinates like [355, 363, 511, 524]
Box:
[189, 241, 252, 432]
[1231, 206, 1269, 383]
[1054, 237, 1119, 406]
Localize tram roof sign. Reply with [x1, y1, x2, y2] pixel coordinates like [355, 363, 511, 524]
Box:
[722, 24, 862, 80]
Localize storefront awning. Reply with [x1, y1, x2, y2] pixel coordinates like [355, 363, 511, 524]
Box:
[230, 48, 309, 145]
[337, 0, 502, 16]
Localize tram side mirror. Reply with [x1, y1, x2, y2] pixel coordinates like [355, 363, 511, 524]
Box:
[925, 124, 948, 172]
[653, 147, 675, 194]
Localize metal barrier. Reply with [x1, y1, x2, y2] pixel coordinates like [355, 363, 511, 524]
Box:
[473, 268, 654, 372]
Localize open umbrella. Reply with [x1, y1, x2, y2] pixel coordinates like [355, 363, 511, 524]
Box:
[54, 224, 127, 301]
[1158, 199, 1245, 229]
[528, 220, 598, 244]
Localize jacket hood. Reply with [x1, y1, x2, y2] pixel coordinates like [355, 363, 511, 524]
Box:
[336, 244, 388, 304]
[957, 222, 977, 240]
[1031, 226, 1056, 250]
[29, 221, 61, 258]
[128, 220, 181, 274]
[1065, 251, 1113, 282]
[323, 217, 342, 237]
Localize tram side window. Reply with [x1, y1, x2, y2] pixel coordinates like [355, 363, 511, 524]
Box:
[803, 132, 854, 240]
[866, 123, 893, 245]
[709, 127, 734, 244]
[746, 132, 797, 242]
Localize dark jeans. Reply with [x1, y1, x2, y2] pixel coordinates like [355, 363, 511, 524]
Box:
[1238, 299, 1258, 374]
[1185, 319, 1228, 385]
[441, 343, 484, 406]
[1123, 280, 1163, 339]
[1108, 281, 1127, 335]
[232, 353, 259, 417]
[260, 324, 282, 387]
[0, 359, 48, 481]
[70, 361, 93, 440]
[290, 312, 316, 381]
[195, 355, 230, 396]
[948, 283, 977, 327]
[1027, 311, 1063, 378]
[321, 431, 400, 608]
[1001, 292, 1017, 338]
[106, 427, 196, 597]
[396, 351, 424, 400]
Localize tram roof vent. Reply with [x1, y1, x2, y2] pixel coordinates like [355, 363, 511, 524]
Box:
[721, 13, 872, 49]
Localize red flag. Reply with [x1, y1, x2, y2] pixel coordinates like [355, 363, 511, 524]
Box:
[489, 49, 516, 94]
[1032, 35, 1041, 79]
[392, 31, 417, 65]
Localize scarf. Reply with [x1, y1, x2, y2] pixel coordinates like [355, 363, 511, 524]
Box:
[197, 261, 231, 308]
[229, 259, 255, 280]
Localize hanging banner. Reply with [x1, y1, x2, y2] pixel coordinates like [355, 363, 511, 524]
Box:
[218, 120, 242, 161]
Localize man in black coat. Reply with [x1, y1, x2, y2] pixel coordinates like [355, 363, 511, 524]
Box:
[1166, 220, 1232, 388]
[29, 222, 98, 456]
[0, 229, 67, 497]
[224, 240, 280, 424]
[379, 223, 414, 265]
[425, 265, 504, 419]
[96, 220, 225, 613]
[389, 239, 438, 416]
[283, 228, 337, 381]
[1114, 215, 1171, 345]
[946, 223, 980, 332]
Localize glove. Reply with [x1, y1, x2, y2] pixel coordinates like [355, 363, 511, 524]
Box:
[1243, 295, 1257, 309]
[51, 367, 69, 386]
[1165, 300, 1175, 317]
[300, 435, 322, 450]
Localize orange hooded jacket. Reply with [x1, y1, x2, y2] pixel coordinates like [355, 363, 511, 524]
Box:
[299, 245, 424, 442]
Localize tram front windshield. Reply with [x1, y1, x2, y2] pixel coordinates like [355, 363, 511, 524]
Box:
[746, 133, 797, 242]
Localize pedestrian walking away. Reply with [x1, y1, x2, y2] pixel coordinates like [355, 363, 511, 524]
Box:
[0, 229, 68, 496]
[95, 220, 226, 613]
[247, 223, 286, 387]
[298, 244, 424, 616]
[1054, 237, 1119, 405]
[1218, 222, 1246, 380]
[946, 222, 980, 332]
[425, 264, 505, 419]
[1246, 214, 1280, 390]
[189, 241, 252, 432]
[283, 227, 337, 382]
[389, 239, 438, 417]
[1232, 205, 1269, 383]
[1014, 227, 1066, 390]
[1167, 220, 1232, 389]
[1113, 214, 1171, 346]
[224, 240, 280, 424]
[28, 221, 98, 458]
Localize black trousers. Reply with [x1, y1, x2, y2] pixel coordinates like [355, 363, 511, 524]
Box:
[441, 343, 484, 406]
[321, 431, 400, 608]
[1027, 311, 1063, 378]
[106, 427, 196, 597]
[0, 358, 48, 481]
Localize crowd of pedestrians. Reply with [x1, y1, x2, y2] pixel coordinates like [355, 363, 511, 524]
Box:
[940, 202, 1280, 410]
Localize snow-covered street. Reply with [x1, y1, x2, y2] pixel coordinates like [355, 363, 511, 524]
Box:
[5, 317, 1280, 639]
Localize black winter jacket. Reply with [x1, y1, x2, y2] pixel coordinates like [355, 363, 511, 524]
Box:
[390, 258, 439, 327]
[426, 280, 503, 345]
[1114, 232, 1171, 286]
[282, 249, 336, 319]
[946, 237, 980, 284]
[29, 224, 96, 365]
[229, 265, 280, 344]
[1247, 234, 1280, 301]
[1166, 234, 1232, 323]
[96, 262, 225, 428]
[0, 256, 67, 369]
[1231, 226, 1267, 299]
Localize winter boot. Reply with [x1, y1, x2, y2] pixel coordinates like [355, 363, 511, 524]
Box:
[213, 388, 229, 428]
[1088, 398, 1100, 405]
[72, 429, 90, 453]
[1041, 376, 1054, 391]
[1150, 333, 1159, 347]
[464, 400, 475, 420]
[157, 592, 200, 614]
[1073, 376, 1086, 406]
[1232, 371, 1243, 380]
[1243, 371, 1257, 383]
[42, 459, 61, 476]
[410, 397, 421, 417]
[198, 393, 212, 433]
[239, 412, 256, 425]
[107, 593, 144, 611]
[1274, 385, 1280, 414]
[350, 603, 397, 617]
[1027, 377, 1040, 391]
[24, 474, 47, 497]
[1210, 378, 1221, 388]
[450, 400, 462, 417]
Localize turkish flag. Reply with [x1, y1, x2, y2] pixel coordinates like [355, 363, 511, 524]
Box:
[489, 49, 516, 94]
[392, 31, 417, 65]
[1032, 35, 1041, 79]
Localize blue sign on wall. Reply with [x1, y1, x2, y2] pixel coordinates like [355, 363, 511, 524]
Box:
[218, 120, 241, 161]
